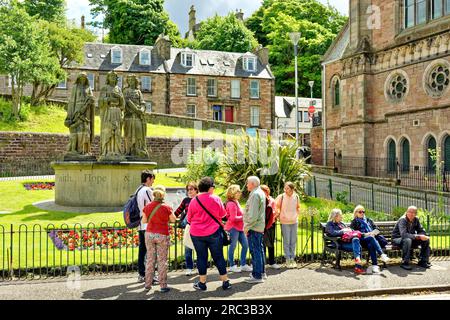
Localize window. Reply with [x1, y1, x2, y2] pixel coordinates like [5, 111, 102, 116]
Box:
[334, 79, 340, 107]
[444, 135, 450, 171]
[7, 75, 16, 88]
[56, 78, 67, 89]
[139, 49, 151, 66]
[187, 104, 196, 118]
[427, 136, 437, 172]
[250, 106, 260, 127]
[187, 78, 196, 96]
[212, 105, 223, 121]
[387, 139, 397, 173]
[401, 139, 411, 172]
[141, 76, 152, 92]
[303, 111, 310, 123]
[298, 110, 303, 122]
[181, 52, 195, 68]
[250, 80, 260, 98]
[231, 80, 241, 98]
[207, 79, 217, 97]
[404, 0, 450, 28]
[432, 0, 444, 18]
[87, 73, 95, 90]
[145, 102, 152, 113]
[111, 47, 122, 64]
[243, 56, 257, 72]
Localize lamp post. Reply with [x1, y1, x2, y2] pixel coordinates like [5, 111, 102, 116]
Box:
[308, 81, 314, 122]
[289, 32, 301, 157]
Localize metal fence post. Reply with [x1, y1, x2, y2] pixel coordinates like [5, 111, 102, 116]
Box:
[349, 181, 352, 203]
[396, 187, 400, 207]
[371, 183, 375, 210]
[427, 215, 430, 234]
[329, 179, 333, 200]
[313, 176, 317, 198]
[9, 224, 13, 279]
[310, 218, 314, 260]
[424, 191, 428, 211]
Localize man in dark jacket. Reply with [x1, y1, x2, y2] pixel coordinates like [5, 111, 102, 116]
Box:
[392, 206, 431, 270]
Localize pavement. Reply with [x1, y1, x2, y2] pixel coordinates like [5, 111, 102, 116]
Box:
[0, 259, 449, 300]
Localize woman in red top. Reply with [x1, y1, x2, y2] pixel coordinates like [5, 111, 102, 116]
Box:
[141, 186, 176, 293]
[261, 185, 280, 270]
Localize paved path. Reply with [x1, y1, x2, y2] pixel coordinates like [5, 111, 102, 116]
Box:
[0, 260, 449, 300]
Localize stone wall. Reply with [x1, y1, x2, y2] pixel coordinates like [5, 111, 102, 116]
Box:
[0, 132, 222, 175]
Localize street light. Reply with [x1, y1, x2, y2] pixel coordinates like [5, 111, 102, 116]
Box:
[289, 32, 301, 157]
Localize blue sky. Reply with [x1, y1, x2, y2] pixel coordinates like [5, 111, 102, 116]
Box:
[66, 0, 348, 36]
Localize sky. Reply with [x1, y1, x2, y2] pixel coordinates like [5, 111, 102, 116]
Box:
[66, 0, 348, 37]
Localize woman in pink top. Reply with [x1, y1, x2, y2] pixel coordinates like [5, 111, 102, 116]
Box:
[224, 185, 252, 273]
[186, 177, 231, 291]
[275, 182, 301, 269]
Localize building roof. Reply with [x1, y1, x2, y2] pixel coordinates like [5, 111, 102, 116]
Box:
[321, 22, 350, 64]
[70, 42, 274, 79]
[275, 96, 323, 118]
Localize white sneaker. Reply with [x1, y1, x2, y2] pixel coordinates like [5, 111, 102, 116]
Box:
[380, 254, 390, 263]
[244, 275, 264, 284]
[229, 265, 242, 273]
[241, 264, 253, 272]
[372, 265, 381, 274]
[262, 273, 268, 280]
[290, 261, 297, 268]
[268, 264, 281, 270]
[185, 269, 193, 276]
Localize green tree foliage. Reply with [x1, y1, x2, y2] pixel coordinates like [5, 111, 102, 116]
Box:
[193, 13, 259, 53]
[89, 0, 184, 47]
[23, 0, 66, 23]
[0, 1, 56, 119]
[246, 0, 347, 97]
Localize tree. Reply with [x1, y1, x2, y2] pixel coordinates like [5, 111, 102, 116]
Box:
[89, 0, 183, 47]
[192, 13, 259, 53]
[23, 0, 66, 23]
[246, 0, 347, 97]
[0, 1, 56, 118]
[30, 21, 96, 106]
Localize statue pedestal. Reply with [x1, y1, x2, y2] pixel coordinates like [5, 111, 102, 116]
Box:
[51, 161, 157, 207]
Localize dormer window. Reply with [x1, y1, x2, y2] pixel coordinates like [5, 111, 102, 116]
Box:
[181, 50, 195, 68]
[111, 46, 122, 64]
[140, 49, 151, 66]
[242, 54, 257, 72]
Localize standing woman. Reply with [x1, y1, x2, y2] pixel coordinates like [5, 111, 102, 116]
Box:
[275, 182, 300, 268]
[261, 185, 280, 270]
[141, 186, 176, 292]
[174, 182, 198, 276]
[224, 185, 252, 273]
[187, 177, 231, 291]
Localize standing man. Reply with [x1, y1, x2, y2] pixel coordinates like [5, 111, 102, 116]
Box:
[244, 176, 266, 283]
[392, 206, 431, 270]
[137, 169, 155, 283]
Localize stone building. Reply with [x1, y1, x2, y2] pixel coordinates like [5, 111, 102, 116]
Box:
[316, 0, 450, 174]
[0, 35, 275, 130]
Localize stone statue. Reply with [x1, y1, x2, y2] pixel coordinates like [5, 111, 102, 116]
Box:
[64, 72, 95, 160]
[123, 74, 149, 159]
[98, 71, 126, 161]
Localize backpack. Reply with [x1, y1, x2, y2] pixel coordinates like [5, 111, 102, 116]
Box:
[123, 186, 146, 228]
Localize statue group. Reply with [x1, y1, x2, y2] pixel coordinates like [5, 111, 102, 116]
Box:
[64, 71, 149, 162]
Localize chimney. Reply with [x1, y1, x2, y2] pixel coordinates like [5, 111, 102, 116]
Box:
[155, 34, 172, 60]
[81, 15, 85, 29]
[235, 9, 244, 21]
[253, 45, 269, 65]
[189, 5, 196, 32]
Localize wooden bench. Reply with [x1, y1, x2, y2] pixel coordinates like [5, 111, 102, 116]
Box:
[320, 221, 402, 270]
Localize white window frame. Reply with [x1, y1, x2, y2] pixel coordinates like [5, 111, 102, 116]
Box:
[56, 78, 67, 89]
[181, 52, 195, 68]
[145, 102, 152, 113]
[187, 77, 197, 96]
[231, 80, 241, 99]
[141, 76, 152, 92]
[187, 104, 196, 118]
[87, 73, 95, 91]
[111, 46, 123, 64]
[250, 106, 260, 127]
[139, 49, 151, 66]
[243, 56, 257, 72]
[250, 80, 260, 98]
[207, 78, 217, 97]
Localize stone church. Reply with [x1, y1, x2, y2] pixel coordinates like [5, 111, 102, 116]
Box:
[316, 0, 450, 175]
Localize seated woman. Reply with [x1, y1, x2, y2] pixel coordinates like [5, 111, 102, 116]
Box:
[325, 209, 368, 274]
[350, 205, 390, 273]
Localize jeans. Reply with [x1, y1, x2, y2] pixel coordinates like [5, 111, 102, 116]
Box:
[393, 237, 431, 263]
[360, 236, 382, 266]
[191, 228, 227, 276]
[228, 228, 249, 267]
[281, 223, 298, 260]
[247, 230, 265, 279]
[265, 246, 275, 265]
[185, 246, 194, 270]
[138, 230, 147, 277]
[340, 237, 362, 260]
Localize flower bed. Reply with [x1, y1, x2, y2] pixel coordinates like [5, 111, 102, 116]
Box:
[23, 182, 55, 191]
[48, 226, 184, 251]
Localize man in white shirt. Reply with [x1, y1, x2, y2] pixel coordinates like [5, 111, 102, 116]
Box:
[137, 170, 155, 283]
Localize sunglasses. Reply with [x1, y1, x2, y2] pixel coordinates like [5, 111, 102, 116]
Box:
[358, 210, 365, 214]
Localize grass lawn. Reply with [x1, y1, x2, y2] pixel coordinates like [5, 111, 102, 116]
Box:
[0, 104, 233, 139]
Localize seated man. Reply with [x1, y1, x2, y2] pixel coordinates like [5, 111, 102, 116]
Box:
[392, 206, 431, 270]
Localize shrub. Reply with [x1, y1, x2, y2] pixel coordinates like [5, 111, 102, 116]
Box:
[183, 147, 222, 184]
[0, 97, 30, 121]
[335, 191, 349, 205]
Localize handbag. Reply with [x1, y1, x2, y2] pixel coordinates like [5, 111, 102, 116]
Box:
[183, 224, 195, 250]
[195, 196, 231, 246]
[341, 230, 362, 242]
